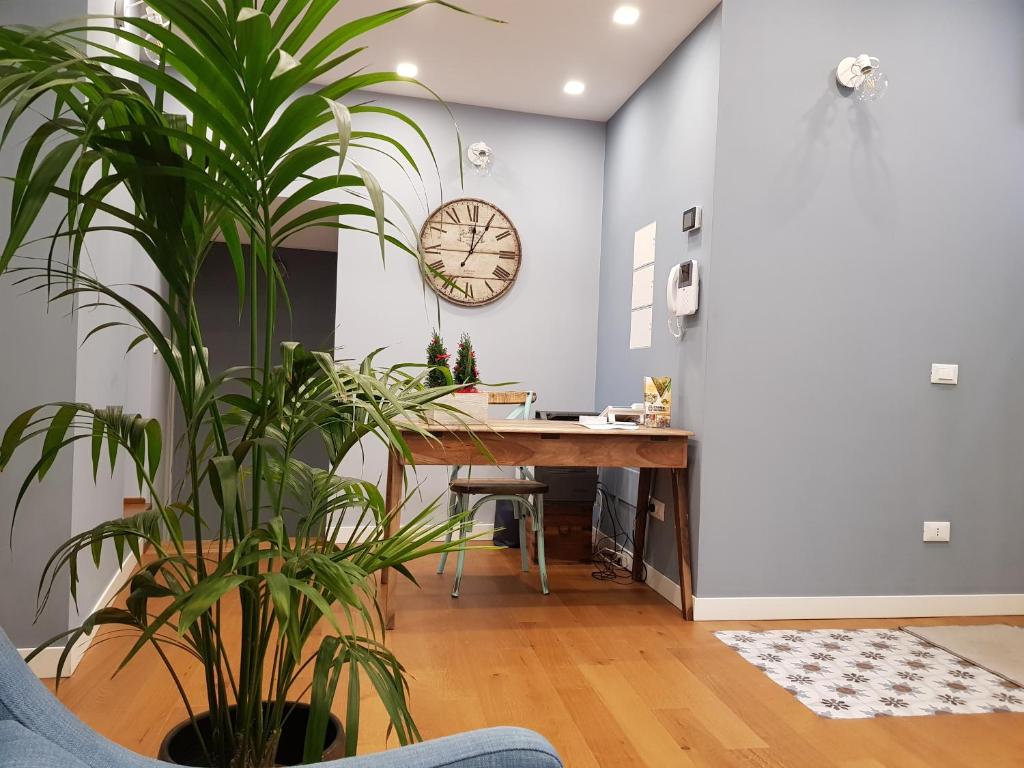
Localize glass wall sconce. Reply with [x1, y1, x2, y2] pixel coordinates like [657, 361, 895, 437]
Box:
[836, 54, 888, 101]
[467, 142, 493, 177]
[113, 0, 170, 64]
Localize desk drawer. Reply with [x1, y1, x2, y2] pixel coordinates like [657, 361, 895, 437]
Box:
[403, 432, 687, 468]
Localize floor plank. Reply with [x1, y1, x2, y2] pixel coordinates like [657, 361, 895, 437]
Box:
[51, 550, 1024, 766]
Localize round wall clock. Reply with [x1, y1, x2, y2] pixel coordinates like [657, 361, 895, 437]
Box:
[419, 197, 522, 307]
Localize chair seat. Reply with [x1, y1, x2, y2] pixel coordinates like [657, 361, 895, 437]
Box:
[450, 478, 548, 496]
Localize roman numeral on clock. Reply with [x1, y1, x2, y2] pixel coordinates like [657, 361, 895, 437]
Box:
[427, 259, 444, 272]
[495, 230, 511, 241]
[468, 204, 479, 223]
[499, 250, 516, 259]
[493, 265, 511, 280]
[445, 208, 461, 224]
[424, 244, 441, 255]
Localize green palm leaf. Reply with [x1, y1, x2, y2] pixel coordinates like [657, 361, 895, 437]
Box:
[0, 1, 502, 764]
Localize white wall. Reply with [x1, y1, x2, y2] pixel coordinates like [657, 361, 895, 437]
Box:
[334, 93, 607, 525]
[0, 0, 165, 645]
[65, 6, 169, 628]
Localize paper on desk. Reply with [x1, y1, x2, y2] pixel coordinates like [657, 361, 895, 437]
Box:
[580, 422, 640, 431]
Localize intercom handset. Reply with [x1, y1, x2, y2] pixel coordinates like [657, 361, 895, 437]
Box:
[667, 260, 699, 338]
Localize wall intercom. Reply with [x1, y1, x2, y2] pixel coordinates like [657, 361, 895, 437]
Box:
[667, 260, 699, 338]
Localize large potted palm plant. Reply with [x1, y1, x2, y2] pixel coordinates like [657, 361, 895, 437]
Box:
[0, 2, 486, 765]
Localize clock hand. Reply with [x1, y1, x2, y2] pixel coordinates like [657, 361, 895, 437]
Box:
[461, 216, 494, 267]
[460, 224, 479, 267]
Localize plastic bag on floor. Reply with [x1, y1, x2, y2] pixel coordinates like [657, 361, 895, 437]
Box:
[492, 499, 520, 547]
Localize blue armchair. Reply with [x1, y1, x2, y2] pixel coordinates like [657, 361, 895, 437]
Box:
[0, 630, 562, 768]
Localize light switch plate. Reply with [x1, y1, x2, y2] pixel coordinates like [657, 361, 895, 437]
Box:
[931, 363, 959, 385]
[650, 498, 665, 522]
[923, 521, 951, 542]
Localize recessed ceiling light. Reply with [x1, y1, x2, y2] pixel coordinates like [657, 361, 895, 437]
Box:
[563, 80, 586, 96]
[613, 5, 640, 25]
[396, 62, 418, 78]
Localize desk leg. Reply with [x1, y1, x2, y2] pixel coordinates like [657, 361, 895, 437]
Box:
[382, 450, 403, 630]
[671, 467, 694, 620]
[631, 468, 653, 581]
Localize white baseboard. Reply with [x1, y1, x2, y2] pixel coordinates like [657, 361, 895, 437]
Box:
[643, 561, 683, 611]
[20, 553, 138, 679]
[591, 527, 1024, 622]
[692, 593, 1024, 621]
[639, 575, 1024, 622]
[592, 527, 683, 610]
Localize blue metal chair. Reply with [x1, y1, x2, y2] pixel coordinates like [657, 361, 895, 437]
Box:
[442, 476, 550, 597]
[437, 392, 550, 597]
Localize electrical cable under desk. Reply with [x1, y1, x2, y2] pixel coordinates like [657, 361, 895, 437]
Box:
[591, 484, 646, 584]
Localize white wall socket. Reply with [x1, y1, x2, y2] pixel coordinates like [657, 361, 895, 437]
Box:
[931, 363, 959, 385]
[650, 498, 666, 522]
[923, 521, 951, 542]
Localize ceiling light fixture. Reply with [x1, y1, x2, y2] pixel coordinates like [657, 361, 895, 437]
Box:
[396, 61, 419, 78]
[612, 5, 640, 25]
[563, 80, 586, 96]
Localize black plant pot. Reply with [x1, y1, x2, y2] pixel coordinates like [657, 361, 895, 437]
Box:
[158, 703, 344, 767]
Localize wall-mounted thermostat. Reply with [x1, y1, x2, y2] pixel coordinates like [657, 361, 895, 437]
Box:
[681, 206, 702, 233]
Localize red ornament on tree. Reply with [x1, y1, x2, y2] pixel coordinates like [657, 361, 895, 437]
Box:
[426, 330, 451, 388]
[453, 333, 480, 393]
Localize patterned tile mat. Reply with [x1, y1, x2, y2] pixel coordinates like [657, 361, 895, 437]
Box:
[714, 628, 1024, 719]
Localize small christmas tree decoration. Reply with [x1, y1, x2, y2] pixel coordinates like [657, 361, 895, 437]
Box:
[453, 332, 480, 392]
[426, 330, 451, 388]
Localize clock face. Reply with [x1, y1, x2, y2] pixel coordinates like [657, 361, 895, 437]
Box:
[419, 198, 522, 307]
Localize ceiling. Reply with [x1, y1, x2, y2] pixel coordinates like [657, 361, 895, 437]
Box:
[312, 1, 719, 122]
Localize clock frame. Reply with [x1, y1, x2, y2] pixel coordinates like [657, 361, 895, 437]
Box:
[418, 197, 522, 307]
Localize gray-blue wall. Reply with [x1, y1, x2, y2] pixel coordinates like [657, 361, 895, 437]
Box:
[699, 0, 1024, 597]
[596, 0, 1024, 602]
[594, 7, 721, 583]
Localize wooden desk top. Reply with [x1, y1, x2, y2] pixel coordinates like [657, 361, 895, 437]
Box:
[400, 418, 694, 438]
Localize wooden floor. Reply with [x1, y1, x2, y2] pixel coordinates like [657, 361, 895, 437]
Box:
[53, 550, 1024, 767]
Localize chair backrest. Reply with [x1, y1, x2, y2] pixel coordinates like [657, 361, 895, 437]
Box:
[487, 391, 536, 421]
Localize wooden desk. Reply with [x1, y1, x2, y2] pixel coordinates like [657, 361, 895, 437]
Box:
[382, 419, 694, 626]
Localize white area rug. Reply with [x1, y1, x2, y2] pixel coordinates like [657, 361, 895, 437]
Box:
[715, 628, 1024, 719]
[903, 624, 1024, 687]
